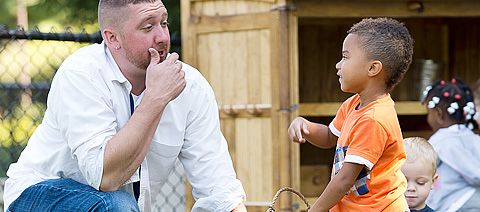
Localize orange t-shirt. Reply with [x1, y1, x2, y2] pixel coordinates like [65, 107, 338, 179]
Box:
[329, 94, 408, 212]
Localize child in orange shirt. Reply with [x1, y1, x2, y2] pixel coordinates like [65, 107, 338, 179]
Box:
[288, 18, 413, 211]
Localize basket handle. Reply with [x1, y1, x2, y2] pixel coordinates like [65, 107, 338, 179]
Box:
[266, 187, 310, 212]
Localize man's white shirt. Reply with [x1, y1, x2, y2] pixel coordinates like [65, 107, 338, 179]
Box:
[3, 43, 245, 211]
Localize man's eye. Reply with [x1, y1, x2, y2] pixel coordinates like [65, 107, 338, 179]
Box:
[161, 21, 169, 27]
[143, 25, 153, 31]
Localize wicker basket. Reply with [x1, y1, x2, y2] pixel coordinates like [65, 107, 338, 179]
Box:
[266, 187, 311, 212]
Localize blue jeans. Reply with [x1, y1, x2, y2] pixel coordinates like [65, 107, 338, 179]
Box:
[7, 178, 139, 212]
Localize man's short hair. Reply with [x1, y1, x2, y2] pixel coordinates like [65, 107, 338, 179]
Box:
[404, 137, 437, 175]
[348, 18, 414, 92]
[98, 0, 159, 30]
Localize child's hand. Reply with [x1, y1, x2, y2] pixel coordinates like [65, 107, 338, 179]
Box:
[288, 117, 310, 143]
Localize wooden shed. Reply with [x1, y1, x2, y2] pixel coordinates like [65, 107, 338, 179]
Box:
[180, 0, 480, 211]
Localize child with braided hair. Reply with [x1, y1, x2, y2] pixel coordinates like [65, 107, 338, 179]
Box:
[422, 78, 480, 211]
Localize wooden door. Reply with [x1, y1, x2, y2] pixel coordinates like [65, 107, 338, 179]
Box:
[180, 0, 300, 211]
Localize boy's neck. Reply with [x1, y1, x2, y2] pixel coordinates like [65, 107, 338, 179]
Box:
[357, 89, 389, 109]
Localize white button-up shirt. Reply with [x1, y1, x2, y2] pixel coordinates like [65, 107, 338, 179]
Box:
[3, 43, 245, 211]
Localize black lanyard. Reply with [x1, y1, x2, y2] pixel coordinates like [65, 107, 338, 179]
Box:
[130, 94, 140, 201]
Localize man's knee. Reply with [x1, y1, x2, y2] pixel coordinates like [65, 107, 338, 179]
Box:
[8, 178, 139, 212]
[103, 190, 140, 212]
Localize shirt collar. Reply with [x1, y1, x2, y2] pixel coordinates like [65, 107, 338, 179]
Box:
[103, 42, 132, 92]
[439, 124, 466, 133]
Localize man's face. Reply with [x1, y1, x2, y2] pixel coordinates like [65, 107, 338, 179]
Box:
[119, 1, 170, 70]
[401, 161, 436, 210]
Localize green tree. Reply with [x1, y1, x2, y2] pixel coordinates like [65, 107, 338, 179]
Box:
[0, 0, 180, 35]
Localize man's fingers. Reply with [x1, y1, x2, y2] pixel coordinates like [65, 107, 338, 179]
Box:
[165, 52, 179, 63]
[149, 48, 160, 65]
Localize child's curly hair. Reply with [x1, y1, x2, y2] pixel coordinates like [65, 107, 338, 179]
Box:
[348, 18, 414, 92]
[422, 78, 477, 129]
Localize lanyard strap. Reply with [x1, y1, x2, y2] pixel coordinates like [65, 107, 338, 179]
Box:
[130, 93, 140, 201]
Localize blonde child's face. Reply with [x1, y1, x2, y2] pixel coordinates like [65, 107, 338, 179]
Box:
[475, 97, 480, 124]
[401, 161, 436, 210]
[335, 33, 371, 94]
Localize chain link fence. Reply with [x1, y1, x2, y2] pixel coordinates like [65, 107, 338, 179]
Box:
[0, 25, 185, 211]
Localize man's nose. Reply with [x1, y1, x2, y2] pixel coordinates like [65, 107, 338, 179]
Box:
[154, 27, 169, 43]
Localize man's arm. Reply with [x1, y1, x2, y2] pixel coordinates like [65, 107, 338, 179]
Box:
[310, 162, 364, 212]
[101, 50, 185, 191]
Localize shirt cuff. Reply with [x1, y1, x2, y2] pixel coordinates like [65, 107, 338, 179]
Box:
[344, 154, 374, 170]
[192, 179, 246, 212]
[329, 122, 341, 137]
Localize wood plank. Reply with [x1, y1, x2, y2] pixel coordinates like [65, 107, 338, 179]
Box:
[190, 0, 277, 16]
[293, 0, 480, 18]
[289, 14, 301, 195]
[191, 12, 279, 34]
[300, 165, 330, 198]
[191, 0, 276, 2]
[235, 118, 274, 201]
[219, 104, 272, 118]
[299, 101, 427, 117]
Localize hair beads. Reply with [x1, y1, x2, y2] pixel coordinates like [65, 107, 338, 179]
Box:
[423, 78, 477, 129]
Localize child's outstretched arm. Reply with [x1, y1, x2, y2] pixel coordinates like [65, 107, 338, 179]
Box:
[288, 117, 337, 148]
[310, 162, 364, 211]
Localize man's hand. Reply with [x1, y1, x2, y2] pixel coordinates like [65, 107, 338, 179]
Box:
[144, 48, 186, 108]
[231, 203, 247, 212]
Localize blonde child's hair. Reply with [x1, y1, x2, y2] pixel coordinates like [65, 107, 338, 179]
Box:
[404, 137, 438, 176]
[474, 79, 480, 101]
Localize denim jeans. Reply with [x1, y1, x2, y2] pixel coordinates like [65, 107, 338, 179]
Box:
[7, 178, 139, 212]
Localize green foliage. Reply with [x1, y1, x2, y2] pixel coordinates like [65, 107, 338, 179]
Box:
[0, 103, 46, 148]
[0, 0, 181, 34]
[0, 0, 17, 27]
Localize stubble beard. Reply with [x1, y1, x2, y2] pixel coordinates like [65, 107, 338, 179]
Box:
[125, 46, 170, 71]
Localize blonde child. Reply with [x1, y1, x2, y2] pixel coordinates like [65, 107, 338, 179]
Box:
[402, 137, 437, 212]
[422, 78, 480, 211]
[288, 17, 413, 211]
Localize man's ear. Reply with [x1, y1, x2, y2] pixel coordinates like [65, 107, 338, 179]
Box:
[367, 60, 383, 77]
[102, 28, 121, 50]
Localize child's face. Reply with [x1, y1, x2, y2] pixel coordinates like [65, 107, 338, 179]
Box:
[475, 96, 480, 124]
[401, 161, 436, 210]
[335, 33, 371, 94]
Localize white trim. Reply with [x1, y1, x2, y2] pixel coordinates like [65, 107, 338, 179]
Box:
[329, 122, 341, 137]
[344, 155, 374, 170]
[446, 189, 475, 212]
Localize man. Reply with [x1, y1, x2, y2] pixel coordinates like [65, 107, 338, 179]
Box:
[3, 0, 246, 211]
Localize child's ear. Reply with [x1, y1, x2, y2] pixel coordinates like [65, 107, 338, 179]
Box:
[431, 173, 438, 190]
[367, 60, 383, 77]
